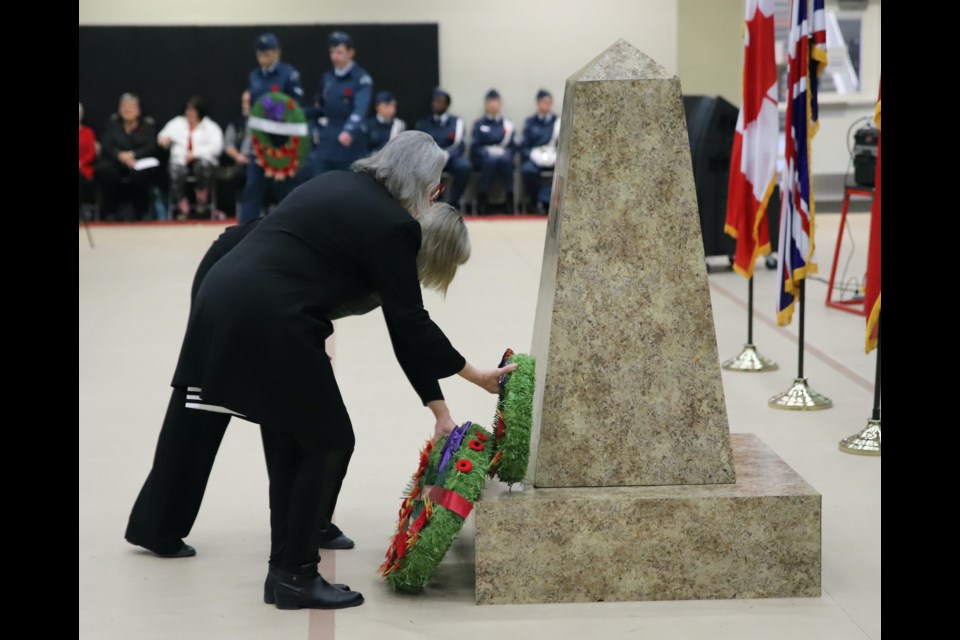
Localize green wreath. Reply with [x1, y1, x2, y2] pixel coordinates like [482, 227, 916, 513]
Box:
[248, 90, 311, 180]
[489, 349, 536, 485]
[380, 422, 494, 593]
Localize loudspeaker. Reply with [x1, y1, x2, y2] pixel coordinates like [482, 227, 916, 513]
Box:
[852, 123, 879, 188]
[682, 95, 739, 258]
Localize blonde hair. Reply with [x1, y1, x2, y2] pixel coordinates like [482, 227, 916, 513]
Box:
[417, 203, 470, 296]
[351, 130, 446, 220]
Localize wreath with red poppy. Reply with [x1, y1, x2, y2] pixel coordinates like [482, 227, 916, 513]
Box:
[248, 89, 311, 180]
[489, 349, 536, 485]
[379, 421, 494, 592]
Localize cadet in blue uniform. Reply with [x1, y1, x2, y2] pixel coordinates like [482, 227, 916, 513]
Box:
[364, 91, 406, 154]
[470, 89, 515, 215]
[519, 89, 561, 214]
[309, 31, 373, 175]
[239, 33, 306, 223]
[415, 89, 470, 209]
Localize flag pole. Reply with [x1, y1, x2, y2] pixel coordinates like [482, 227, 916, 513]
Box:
[840, 314, 881, 455]
[769, 280, 833, 409]
[722, 275, 777, 372]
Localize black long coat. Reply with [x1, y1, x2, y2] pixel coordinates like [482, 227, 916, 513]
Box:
[172, 171, 465, 445]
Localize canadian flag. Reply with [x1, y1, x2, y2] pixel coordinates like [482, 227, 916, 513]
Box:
[724, 0, 779, 278]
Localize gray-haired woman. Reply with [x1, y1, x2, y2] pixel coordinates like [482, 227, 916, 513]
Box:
[158, 131, 515, 610]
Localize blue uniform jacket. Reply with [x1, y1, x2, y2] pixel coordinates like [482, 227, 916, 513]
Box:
[312, 63, 373, 162]
[247, 61, 305, 104]
[519, 113, 559, 160]
[364, 116, 407, 153]
[415, 113, 466, 161]
[470, 115, 515, 165]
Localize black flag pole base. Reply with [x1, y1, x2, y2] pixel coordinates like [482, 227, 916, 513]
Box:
[839, 419, 881, 456]
[768, 377, 833, 410]
[722, 343, 778, 372]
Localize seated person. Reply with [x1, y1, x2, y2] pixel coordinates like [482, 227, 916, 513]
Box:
[216, 91, 253, 220]
[97, 93, 159, 221]
[364, 90, 406, 154]
[470, 89, 515, 214]
[519, 89, 560, 214]
[158, 96, 224, 220]
[415, 88, 470, 209]
[79, 102, 97, 216]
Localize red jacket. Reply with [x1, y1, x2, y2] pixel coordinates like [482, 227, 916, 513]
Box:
[79, 125, 97, 179]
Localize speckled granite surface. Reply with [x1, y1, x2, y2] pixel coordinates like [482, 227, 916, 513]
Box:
[475, 434, 822, 604]
[529, 39, 734, 488]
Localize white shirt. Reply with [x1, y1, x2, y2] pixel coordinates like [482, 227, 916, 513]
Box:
[158, 116, 224, 167]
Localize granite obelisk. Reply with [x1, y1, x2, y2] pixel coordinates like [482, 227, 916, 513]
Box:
[474, 40, 821, 606]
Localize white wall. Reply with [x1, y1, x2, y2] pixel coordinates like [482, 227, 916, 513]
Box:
[79, 0, 679, 128]
[677, 0, 743, 104]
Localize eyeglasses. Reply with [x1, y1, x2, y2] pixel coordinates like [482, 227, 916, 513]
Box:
[429, 183, 445, 202]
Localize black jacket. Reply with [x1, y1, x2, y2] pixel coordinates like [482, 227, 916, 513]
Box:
[99, 114, 158, 165]
[172, 171, 465, 439]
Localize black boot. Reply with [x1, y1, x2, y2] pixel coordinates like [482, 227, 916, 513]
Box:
[476, 193, 488, 216]
[126, 538, 196, 558]
[271, 562, 364, 610]
[263, 564, 350, 604]
[319, 523, 355, 550]
[505, 193, 515, 214]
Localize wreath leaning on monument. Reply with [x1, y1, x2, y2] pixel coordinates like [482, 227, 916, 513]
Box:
[489, 348, 536, 486]
[379, 421, 494, 593]
[248, 89, 311, 180]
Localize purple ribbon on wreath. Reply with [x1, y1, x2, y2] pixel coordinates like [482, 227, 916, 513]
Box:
[437, 421, 471, 477]
[262, 96, 285, 121]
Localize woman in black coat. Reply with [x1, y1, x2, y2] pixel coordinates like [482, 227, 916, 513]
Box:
[167, 131, 513, 610]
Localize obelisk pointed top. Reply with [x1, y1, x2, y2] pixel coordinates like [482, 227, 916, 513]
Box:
[571, 39, 671, 83]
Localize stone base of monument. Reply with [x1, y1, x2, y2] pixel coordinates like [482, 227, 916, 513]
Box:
[474, 434, 820, 605]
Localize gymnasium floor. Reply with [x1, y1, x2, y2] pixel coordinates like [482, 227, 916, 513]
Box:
[79, 212, 880, 640]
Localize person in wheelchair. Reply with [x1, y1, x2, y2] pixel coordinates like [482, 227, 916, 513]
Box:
[158, 96, 224, 220]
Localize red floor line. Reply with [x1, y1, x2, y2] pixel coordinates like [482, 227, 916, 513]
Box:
[309, 333, 338, 639]
[710, 279, 875, 393]
[78, 214, 547, 229]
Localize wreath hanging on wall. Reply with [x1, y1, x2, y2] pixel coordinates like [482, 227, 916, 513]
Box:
[248, 89, 311, 180]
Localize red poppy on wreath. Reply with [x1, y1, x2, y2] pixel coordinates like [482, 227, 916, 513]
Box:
[287, 98, 295, 110]
[474, 432, 489, 442]
[455, 459, 473, 473]
[468, 440, 484, 452]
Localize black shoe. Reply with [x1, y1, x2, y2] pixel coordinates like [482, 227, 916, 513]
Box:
[272, 562, 364, 610]
[505, 194, 515, 214]
[476, 194, 489, 216]
[264, 565, 349, 604]
[319, 523, 355, 550]
[126, 537, 196, 558]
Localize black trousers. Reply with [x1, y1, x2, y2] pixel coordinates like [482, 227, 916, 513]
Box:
[125, 388, 230, 554]
[260, 426, 353, 569]
[97, 159, 155, 221]
[126, 387, 352, 562]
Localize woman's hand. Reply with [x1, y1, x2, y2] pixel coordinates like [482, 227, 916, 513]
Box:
[458, 361, 518, 394]
[426, 399, 456, 441]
